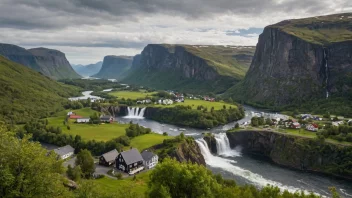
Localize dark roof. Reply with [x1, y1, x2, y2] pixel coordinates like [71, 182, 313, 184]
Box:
[54, 145, 74, 156]
[120, 148, 143, 165]
[141, 150, 156, 161]
[101, 149, 119, 162]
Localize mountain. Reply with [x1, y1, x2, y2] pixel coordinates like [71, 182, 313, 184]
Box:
[0, 43, 81, 79]
[226, 13, 352, 106]
[93, 56, 133, 80]
[122, 44, 255, 93]
[0, 55, 79, 124]
[72, 61, 103, 77]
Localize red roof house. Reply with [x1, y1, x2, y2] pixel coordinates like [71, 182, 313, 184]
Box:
[69, 115, 83, 119]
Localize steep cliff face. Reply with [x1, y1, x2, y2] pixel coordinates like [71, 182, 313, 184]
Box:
[230, 13, 352, 106]
[93, 55, 133, 80]
[28, 48, 81, 79]
[226, 131, 352, 179]
[123, 44, 255, 93]
[0, 43, 80, 79]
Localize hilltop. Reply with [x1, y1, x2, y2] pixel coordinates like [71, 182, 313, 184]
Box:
[123, 44, 255, 93]
[0, 43, 81, 79]
[0, 56, 79, 123]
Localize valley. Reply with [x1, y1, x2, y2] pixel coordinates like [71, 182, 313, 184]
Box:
[0, 9, 352, 198]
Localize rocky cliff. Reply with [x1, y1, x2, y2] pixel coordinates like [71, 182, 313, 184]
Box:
[229, 13, 352, 106]
[93, 55, 133, 80]
[0, 43, 80, 79]
[226, 130, 352, 179]
[123, 44, 255, 93]
[28, 48, 81, 79]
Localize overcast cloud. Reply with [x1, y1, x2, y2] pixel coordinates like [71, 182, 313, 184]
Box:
[0, 0, 351, 64]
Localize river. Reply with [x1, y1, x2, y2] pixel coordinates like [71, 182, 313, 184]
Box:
[117, 105, 352, 197]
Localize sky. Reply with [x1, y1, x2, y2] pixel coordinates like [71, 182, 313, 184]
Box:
[0, 0, 351, 65]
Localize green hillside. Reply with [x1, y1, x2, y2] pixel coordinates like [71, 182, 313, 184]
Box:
[0, 56, 79, 124]
[270, 13, 352, 45]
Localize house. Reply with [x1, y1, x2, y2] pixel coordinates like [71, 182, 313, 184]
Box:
[306, 123, 319, 132]
[101, 115, 114, 123]
[291, 122, 301, 129]
[99, 149, 119, 166]
[54, 145, 74, 160]
[115, 148, 144, 175]
[141, 150, 158, 169]
[76, 118, 90, 123]
[332, 121, 344, 127]
[69, 115, 82, 119]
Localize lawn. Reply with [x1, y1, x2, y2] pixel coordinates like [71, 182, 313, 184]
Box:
[130, 133, 173, 151]
[47, 108, 129, 141]
[93, 171, 150, 196]
[109, 91, 157, 100]
[155, 99, 237, 110]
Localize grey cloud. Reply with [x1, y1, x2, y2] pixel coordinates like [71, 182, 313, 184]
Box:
[0, 0, 347, 30]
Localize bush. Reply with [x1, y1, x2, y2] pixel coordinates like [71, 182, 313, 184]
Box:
[163, 132, 168, 136]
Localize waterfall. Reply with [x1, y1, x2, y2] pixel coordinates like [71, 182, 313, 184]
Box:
[195, 139, 213, 160]
[324, 49, 329, 98]
[125, 107, 146, 119]
[214, 133, 241, 157]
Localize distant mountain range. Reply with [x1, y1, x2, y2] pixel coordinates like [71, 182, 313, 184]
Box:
[0, 43, 80, 79]
[72, 61, 103, 77]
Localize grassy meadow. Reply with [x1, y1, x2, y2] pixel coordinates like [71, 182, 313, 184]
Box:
[129, 133, 172, 151]
[93, 171, 150, 196]
[109, 90, 157, 100]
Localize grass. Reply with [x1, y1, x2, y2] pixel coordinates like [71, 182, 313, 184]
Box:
[93, 171, 150, 196]
[130, 134, 173, 151]
[47, 108, 129, 141]
[154, 99, 237, 110]
[109, 90, 157, 100]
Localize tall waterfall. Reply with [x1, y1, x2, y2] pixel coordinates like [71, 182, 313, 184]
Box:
[195, 139, 213, 160]
[214, 133, 241, 157]
[324, 49, 329, 98]
[125, 107, 146, 119]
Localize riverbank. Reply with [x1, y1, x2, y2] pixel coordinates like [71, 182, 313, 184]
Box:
[226, 130, 352, 180]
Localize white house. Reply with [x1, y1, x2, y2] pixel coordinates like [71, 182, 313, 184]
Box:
[306, 124, 319, 132]
[332, 121, 344, 127]
[77, 118, 90, 123]
[54, 145, 74, 160]
[141, 150, 158, 169]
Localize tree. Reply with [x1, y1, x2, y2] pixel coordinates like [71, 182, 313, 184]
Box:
[0, 126, 70, 198]
[75, 149, 95, 179]
[67, 165, 82, 181]
[235, 123, 240, 128]
[265, 118, 273, 125]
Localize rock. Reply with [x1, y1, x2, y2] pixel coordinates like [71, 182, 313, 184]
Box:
[230, 13, 352, 106]
[226, 130, 352, 179]
[203, 135, 217, 154]
[93, 55, 133, 80]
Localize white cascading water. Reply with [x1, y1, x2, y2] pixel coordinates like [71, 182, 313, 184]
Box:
[195, 136, 318, 195]
[324, 49, 329, 98]
[214, 133, 241, 157]
[125, 107, 146, 119]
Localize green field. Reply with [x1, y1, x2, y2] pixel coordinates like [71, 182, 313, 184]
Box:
[130, 134, 172, 151]
[47, 108, 129, 141]
[155, 99, 237, 110]
[94, 171, 150, 196]
[109, 90, 157, 100]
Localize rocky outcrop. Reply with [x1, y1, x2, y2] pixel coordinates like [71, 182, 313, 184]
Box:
[226, 130, 352, 179]
[151, 137, 206, 166]
[0, 43, 80, 79]
[123, 44, 255, 93]
[203, 135, 217, 154]
[96, 105, 127, 117]
[93, 55, 133, 79]
[236, 13, 352, 106]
